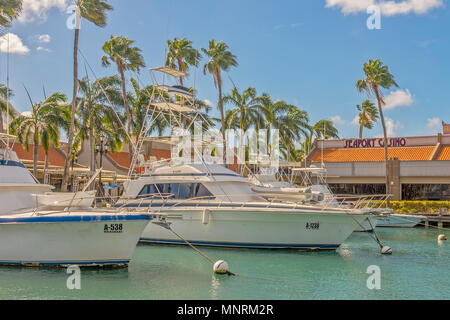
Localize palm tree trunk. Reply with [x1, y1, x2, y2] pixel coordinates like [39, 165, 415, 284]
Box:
[359, 124, 363, 139]
[217, 77, 226, 164]
[0, 110, 3, 133]
[33, 141, 38, 178]
[177, 58, 184, 86]
[374, 88, 390, 205]
[43, 153, 49, 184]
[117, 59, 134, 165]
[62, 16, 80, 192]
[89, 126, 95, 173]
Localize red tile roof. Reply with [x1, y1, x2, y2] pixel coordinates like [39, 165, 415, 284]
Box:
[437, 146, 450, 161]
[108, 148, 171, 169]
[310, 146, 435, 163]
[11, 143, 66, 167]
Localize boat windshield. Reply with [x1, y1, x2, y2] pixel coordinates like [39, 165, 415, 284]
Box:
[137, 183, 215, 200]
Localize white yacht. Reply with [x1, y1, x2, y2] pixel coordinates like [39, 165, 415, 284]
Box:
[249, 166, 380, 232]
[116, 160, 372, 250]
[0, 134, 151, 267]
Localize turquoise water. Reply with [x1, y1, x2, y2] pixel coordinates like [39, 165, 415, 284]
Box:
[0, 228, 448, 300]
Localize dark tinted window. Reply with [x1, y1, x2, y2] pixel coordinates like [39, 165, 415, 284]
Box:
[137, 183, 214, 200]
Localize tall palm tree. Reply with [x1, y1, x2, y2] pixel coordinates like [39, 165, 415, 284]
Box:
[279, 107, 310, 162]
[202, 40, 238, 153]
[0, 84, 15, 133]
[76, 75, 123, 173]
[357, 99, 378, 138]
[356, 59, 398, 199]
[9, 93, 69, 178]
[223, 87, 265, 132]
[0, 0, 22, 27]
[166, 38, 201, 86]
[102, 35, 146, 160]
[223, 87, 265, 169]
[62, 0, 113, 192]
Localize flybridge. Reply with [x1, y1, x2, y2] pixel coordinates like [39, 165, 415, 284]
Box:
[344, 137, 407, 148]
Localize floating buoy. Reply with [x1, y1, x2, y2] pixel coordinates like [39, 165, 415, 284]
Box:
[381, 246, 392, 255]
[213, 260, 229, 274]
[438, 234, 447, 241]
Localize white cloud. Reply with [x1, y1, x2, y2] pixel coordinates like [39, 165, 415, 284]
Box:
[18, 0, 67, 23]
[38, 34, 51, 43]
[426, 117, 441, 135]
[330, 115, 347, 125]
[351, 115, 360, 126]
[37, 46, 51, 52]
[21, 111, 32, 118]
[383, 89, 414, 110]
[0, 33, 30, 55]
[203, 99, 212, 107]
[384, 117, 402, 136]
[325, 0, 443, 16]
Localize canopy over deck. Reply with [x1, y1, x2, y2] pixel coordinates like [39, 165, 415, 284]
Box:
[151, 67, 187, 78]
[152, 102, 195, 113]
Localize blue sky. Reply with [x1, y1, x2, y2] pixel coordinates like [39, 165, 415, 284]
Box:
[1, 0, 449, 140]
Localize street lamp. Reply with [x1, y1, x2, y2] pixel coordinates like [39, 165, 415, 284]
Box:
[95, 135, 108, 199]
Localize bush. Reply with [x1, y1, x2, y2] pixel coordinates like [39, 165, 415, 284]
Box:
[389, 201, 450, 214]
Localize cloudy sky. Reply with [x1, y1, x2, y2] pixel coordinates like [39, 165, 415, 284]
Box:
[1, 0, 449, 140]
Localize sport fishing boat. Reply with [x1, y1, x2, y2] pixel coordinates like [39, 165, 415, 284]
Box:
[249, 166, 381, 232]
[116, 160, 372, 250]
[0, 133, 151, 267]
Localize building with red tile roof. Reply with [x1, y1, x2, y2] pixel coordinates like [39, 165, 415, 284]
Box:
[304, 134, 450, 201]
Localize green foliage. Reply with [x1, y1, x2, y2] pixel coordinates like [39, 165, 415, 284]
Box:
[376, 201, 450, 214]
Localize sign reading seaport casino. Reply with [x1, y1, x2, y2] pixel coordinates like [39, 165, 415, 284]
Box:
[344, 137, 407, 148]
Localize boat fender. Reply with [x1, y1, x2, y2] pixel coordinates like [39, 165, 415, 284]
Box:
[438, 234, 446, 241]
[213, 260, 229, 274]
[202, 209, 209, 225]
[381, 246, 392, 255]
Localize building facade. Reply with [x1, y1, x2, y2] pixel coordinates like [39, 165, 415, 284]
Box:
[305, 134, 450, 201]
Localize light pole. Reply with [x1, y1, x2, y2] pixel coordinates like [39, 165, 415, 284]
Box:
[95, 135, 108, 199]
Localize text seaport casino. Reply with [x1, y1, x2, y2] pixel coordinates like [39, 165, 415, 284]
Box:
[344, 138, 407, 149]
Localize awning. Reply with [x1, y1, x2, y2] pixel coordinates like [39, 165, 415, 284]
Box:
[150, 67, 187, 78]
[152, 102, 195, 113]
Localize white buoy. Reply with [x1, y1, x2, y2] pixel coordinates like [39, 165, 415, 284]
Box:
[213, 260, 229, 274]
[438, 234, 447, 241]
[381, 246, 392, 255]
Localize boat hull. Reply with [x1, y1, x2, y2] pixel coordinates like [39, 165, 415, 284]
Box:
[354, 216, 379, 232]
[140, 206, 368, 250]
[0, 213, 151, 267]
[376, 214, 422, 228]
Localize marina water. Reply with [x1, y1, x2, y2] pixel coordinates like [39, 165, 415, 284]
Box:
[1, 228, 448, 300]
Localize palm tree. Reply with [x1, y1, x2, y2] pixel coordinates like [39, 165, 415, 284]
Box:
[76, 75, 123, 173]
[223, 87, 265, 169]
[102, 35, 146, 160]
[357, 99, 378, 138]
[202, 40, 238, 152]
[0, 0, 22, 27]
[356, 59, 398, 199]
[62, 0, 113, 192]
[301, 119, 339, 161]
[0, 84, 15, 133]
[166, 38, 201, 86]
[9, 93, 69, 178]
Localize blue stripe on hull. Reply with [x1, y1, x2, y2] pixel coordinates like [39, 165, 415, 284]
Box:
[139, 238, 340, 250]
[0, 259, 130, 266]
[0, 214, 151, 224]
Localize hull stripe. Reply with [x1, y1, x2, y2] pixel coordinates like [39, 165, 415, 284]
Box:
[0, 259, 130, 266]
[140, 238, 340, 249]
[0, 214, 151, 224]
